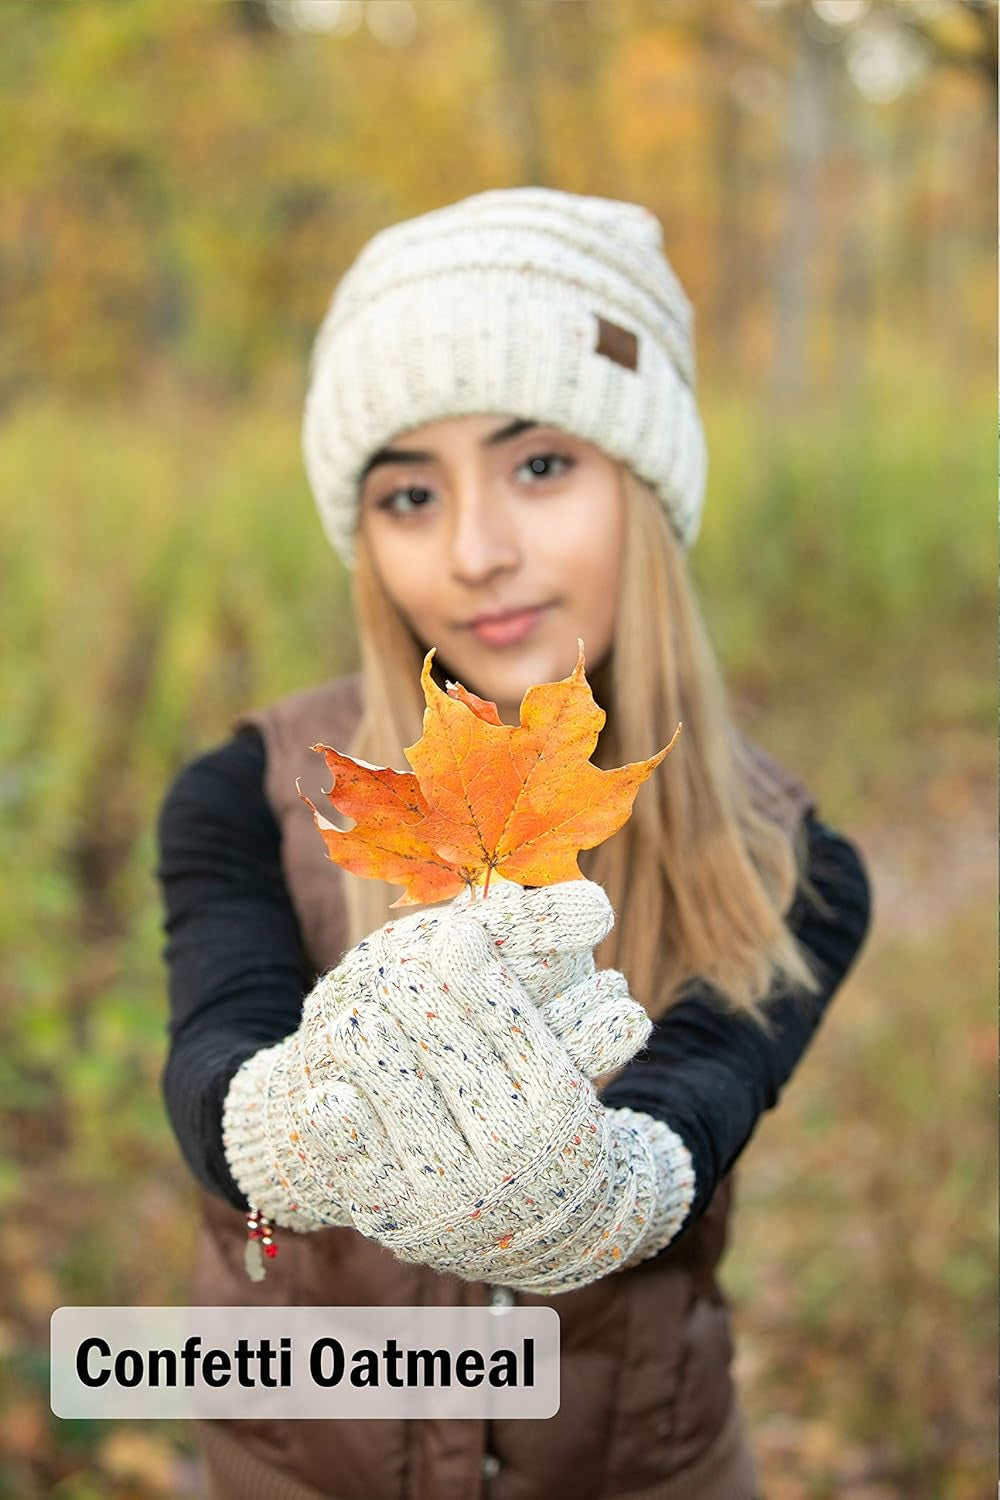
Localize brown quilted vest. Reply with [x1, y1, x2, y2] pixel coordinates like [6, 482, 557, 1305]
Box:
[191, 673, 815, 1500]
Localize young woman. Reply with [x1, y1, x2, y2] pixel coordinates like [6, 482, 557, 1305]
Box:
[156, 186, 872, 1500]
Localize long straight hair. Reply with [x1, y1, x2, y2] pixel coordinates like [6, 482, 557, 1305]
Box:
[342, 464, 822, 1031]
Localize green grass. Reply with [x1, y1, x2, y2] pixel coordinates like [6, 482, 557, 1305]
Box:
[730, 897, 996, 1498]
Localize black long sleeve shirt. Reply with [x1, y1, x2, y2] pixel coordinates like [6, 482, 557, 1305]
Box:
[155, 725, 872, 1232]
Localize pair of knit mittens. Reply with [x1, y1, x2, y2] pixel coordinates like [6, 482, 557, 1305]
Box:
[223, 877, 695, 1295]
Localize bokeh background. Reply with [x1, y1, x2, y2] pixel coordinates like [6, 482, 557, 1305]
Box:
[1, 1, 995, 1495]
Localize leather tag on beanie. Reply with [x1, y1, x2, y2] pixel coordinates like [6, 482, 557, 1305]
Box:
[594, 315, 639, 371]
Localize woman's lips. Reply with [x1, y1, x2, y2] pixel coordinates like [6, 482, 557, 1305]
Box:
[468, 605, 549, 647]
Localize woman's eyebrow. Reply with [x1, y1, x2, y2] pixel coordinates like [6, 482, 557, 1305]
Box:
[359, 419, 538, 482]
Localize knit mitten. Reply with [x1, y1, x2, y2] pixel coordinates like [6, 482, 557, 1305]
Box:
[455, 876, 651, 1081]
[222, 878, 651, 1233]
[306, 909, 695, 1293]
[221, 943, 368, 1232]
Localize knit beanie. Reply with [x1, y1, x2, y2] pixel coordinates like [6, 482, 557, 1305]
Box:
[302, 186, 707, 568]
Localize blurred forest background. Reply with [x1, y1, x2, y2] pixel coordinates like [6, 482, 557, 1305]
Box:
[0, 0, 995, 1496]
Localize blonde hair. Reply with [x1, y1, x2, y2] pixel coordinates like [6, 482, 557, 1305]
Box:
[343, 464, 822, 1035]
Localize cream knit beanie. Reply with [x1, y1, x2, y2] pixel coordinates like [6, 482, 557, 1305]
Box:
[302, 186, 707, 568]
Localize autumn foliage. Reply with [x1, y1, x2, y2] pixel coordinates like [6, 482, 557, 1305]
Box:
[298, 640, 681, 907]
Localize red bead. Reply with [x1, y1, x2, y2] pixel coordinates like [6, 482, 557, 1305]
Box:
[248, 1229, 262, 1240]
[264, 1243, 278, 1258]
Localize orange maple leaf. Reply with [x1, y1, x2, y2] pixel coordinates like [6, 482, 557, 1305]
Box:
[298, 639, 681, 907]
[295, 753, 470, 905]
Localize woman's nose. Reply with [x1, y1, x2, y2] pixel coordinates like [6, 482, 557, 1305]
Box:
[448, 483, 521, 583]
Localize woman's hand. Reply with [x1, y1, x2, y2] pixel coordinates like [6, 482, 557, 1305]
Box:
[448, 875, 652, 1082]
[223, 877, 694, 1290]
[310, 903, 667, 1288]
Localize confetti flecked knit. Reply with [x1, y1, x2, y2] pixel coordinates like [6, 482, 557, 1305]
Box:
[222, 878, 696, 1295]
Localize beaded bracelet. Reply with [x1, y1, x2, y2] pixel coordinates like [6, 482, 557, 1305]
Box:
[244, 1206, 278, 1282]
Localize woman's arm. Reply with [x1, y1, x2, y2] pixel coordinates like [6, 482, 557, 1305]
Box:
[599, 813, 873, 1241]
[157, 724, 872, 1247]
[156, 726, 311, 1212]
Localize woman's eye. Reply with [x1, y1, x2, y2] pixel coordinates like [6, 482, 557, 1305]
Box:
[516, 452, 574, 482]
[374, 454, 573, 514]
[376, 485, 434, 516]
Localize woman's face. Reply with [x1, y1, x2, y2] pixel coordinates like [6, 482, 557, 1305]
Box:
[357, 413, 625, 724]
